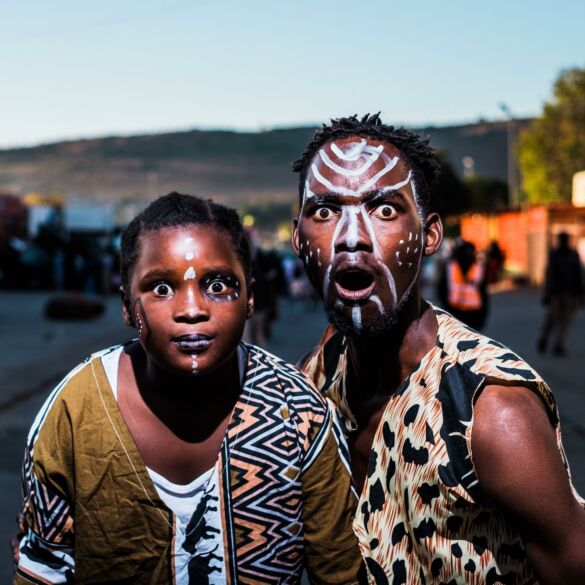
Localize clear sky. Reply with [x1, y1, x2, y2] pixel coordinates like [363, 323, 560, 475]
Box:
[2, 0, 584, 148]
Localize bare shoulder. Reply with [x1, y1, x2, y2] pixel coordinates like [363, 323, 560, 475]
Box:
[471, 383, 563, 502]
[472, 383, 585, 584]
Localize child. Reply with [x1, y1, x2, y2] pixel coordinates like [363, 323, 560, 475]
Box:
[15, 193, 361, 584]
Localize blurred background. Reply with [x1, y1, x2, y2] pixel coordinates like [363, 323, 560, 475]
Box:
[2, 0, 585, 579]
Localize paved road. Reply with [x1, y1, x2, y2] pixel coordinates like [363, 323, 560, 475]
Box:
[0, 289, 583, 581]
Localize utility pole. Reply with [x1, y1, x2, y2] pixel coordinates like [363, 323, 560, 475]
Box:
[499, 103, 519, 209]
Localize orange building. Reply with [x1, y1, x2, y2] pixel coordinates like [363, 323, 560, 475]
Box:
[460, 205, 585, 285]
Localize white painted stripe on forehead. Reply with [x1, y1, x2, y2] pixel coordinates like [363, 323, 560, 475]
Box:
[356, 156, 400, 194]
[378, 170, 413, 194]
[331, 140, 383, 161]
[319, 148, 380, 177]
[310, 156, 400, 198]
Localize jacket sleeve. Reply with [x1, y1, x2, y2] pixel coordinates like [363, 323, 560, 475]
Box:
[300, 403, 363, 584]
[14, 394, 75, 584]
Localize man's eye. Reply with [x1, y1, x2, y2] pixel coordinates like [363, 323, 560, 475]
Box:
[206, 280, 228, 295]
[372, 204, 397, 219]
[313, 207, 334, 221]
[153, 283, 174, 296]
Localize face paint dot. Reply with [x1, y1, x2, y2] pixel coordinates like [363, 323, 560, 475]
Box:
[184, 266, 196, 280]
[415, 233, 419, 241]
[414, 247, 418, 254]
[409, 232, 412, 241]
[406, 247, 410, 254]
[399, 240, 404, 245]
[185, 252, 194, 261]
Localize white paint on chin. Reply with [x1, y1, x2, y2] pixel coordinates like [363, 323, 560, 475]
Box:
[352, 304, 362, 330]
[185, 252, 194, 261]
[370, 295, 384, 315]
[184, 266, 196, 280]
[191, 354, 199, 375]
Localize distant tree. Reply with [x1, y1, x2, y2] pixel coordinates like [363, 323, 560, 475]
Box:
[431, 155, 472, 216]
[465, 177, 509, 212]
[519, 66, 585, 204]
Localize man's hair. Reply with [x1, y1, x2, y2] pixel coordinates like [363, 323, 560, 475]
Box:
[292, 113, 441, 214]
[120, 192, 252, 295]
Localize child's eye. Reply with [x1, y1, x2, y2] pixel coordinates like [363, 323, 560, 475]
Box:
[206, 280, 228, 295]
[371, 204, 397, 220]
[152, 283, 174, 297]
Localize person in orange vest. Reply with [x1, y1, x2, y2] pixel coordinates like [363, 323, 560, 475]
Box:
[440, 239, 488, 330]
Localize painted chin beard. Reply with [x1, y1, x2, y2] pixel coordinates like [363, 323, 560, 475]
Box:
[325, 284, 414, 338]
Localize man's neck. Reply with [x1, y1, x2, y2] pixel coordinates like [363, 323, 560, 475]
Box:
[345, 295, 438, 403]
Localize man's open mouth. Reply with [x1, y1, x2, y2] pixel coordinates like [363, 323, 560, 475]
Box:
[334, 269, 375, 302]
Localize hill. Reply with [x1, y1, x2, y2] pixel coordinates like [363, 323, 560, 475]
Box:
[0, 119, 532, 208]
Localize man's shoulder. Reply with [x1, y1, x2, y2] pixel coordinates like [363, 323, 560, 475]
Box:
[434, 305, 543, 385]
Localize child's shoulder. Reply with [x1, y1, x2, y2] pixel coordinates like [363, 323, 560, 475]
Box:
[27, 344, 125, 444]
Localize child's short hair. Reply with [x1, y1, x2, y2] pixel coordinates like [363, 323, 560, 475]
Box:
[120, 192, 252, 294]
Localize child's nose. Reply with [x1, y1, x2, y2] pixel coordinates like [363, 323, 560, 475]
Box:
[173, 287, 209, 322]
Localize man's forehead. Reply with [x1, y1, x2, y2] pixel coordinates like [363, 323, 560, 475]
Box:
[305, 136, 414, 199]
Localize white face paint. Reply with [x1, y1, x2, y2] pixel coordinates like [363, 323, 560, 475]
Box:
[183, 266, 196, 280]
[352, 304, 362, 330]
[191, 354, 199, 375]
[299, 137, 426, 327]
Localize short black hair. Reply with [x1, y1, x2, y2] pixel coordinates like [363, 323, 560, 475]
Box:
[120, 192, 251, 295]
[292, 113, 440, 214]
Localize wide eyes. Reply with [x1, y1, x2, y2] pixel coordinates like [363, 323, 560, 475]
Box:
[313, 207, 334, 221]
[205, 280, 228, 295]
[371, 204, 398, 220]
[153, 282, 174, 297]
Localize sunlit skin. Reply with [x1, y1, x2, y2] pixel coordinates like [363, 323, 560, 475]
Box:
[118, 225, 253, 484]
[294, 135, 585, 584]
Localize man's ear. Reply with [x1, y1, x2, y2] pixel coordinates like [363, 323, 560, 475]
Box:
[120, 286, 134, 327]
[292, 218, 300, 256]
[246, 278, 255, 319]
[423, 212, 443, 257]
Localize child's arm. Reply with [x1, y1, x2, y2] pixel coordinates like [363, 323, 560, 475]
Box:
[14, 400, 75, 584]
[300, 404, 363, 585]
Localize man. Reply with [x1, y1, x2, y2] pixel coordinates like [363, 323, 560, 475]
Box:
[537, 231, 584, 356]
[292, 114, 585, 584]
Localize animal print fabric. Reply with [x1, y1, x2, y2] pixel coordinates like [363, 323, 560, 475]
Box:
[300, 304, 583, 585]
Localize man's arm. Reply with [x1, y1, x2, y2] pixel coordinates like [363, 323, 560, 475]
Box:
[472, 384, 585, 585]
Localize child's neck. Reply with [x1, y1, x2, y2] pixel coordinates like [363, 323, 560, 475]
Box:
[122, 343, 242, 440]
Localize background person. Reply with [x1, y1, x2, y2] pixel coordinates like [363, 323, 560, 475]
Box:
[537, 231, 584, 356]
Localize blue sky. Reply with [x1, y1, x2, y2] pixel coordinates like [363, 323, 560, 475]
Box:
[2, 0, 584, 148]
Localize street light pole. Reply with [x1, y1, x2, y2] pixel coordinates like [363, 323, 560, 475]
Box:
[499, 103, 519, 209]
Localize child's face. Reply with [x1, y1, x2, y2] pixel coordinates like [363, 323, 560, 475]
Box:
[123, 225, 252, 377]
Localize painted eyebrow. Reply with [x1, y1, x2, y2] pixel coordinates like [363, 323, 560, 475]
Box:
[306, 190, 408, 206]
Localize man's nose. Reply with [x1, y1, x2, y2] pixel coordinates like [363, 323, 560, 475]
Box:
[173, 287, 209, 322]
[333, 207, 374, 253]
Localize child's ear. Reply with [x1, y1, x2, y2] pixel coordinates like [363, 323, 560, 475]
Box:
[246, 279, 255, 319]
[120, 287, 134, 327]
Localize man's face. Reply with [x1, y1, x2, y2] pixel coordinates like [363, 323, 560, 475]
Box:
[293, 136, 437, 336]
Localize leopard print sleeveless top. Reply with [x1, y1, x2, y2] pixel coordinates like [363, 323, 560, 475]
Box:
[300, 304, 583, 585]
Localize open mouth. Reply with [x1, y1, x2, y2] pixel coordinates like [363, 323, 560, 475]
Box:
[334, 269, 375, 301]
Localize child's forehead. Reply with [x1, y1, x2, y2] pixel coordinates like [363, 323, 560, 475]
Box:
[137, 224, 235, 260]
